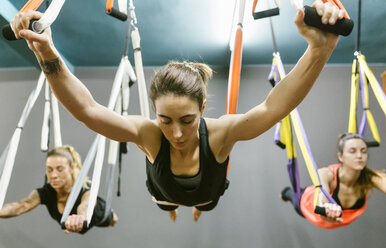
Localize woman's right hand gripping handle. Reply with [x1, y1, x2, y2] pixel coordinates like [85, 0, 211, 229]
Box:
[7, 10, 60, 63]
[315, 202, 343, 223]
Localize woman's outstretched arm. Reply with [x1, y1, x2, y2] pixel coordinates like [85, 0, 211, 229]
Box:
[214, 1, 344, 151]
[9, 11, 154, 145]
[0, 190, 40, 218]
[373, 170, 386, 193]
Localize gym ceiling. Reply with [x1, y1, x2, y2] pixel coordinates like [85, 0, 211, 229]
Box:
[0, 0, 385, 69]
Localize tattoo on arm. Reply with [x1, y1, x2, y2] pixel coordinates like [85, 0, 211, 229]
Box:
[39, 58, 62, 76]
[0, 190, 40, 218]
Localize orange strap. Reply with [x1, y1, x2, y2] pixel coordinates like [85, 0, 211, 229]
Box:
[322, 0, 350, 19]
[106, 0, 114, 11]
[252, 0, 258, 15]
[20, 0, 45, 13]
[226, 28, 242, 115]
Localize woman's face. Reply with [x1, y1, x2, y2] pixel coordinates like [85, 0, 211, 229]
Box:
[155, 94, 205, 150]
[338, 138, 368, 171]
[46, 156, 73, 190]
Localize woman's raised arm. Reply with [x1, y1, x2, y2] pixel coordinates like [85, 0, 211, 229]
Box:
[217, 1, 343, 146]
[10, 11, 153, 145]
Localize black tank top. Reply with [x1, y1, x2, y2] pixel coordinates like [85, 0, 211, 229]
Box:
[37, 183, 112, 234]
[146, 118, 229, 206]
[332, 168, 365, 210]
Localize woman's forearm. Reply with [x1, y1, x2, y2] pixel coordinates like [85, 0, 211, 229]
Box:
[35, 47, 97, 122]
[265, 45, 334, 120]
[0, 190, 40, 218]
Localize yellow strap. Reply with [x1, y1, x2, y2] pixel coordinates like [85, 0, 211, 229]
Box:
[274, 53, 322, 208]
[366, 111, 381, 142]
[290, 111, 321, 208]
[359, 55, 386, 115]
[360, 63, 381, 143]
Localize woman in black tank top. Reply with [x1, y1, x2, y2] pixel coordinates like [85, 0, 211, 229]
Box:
[10, 1, 347, 222]
[0, 146, 118, 234]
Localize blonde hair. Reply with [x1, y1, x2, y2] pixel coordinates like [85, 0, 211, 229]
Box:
[46, 145, 90, 189]
[150, 61, 213, 110]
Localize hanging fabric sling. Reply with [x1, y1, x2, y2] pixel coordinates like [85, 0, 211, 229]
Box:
[2, 0, 66, 40]
[41, 79, 63, 152]
[270, 54, 339, 216]
[264, 3, 357, 215]
[61, 0, 151, 229]
[348, 0, 386, 147]
[0, 72, 46, 209]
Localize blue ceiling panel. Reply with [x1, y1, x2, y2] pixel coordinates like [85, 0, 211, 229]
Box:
[0, 0, 385, 69]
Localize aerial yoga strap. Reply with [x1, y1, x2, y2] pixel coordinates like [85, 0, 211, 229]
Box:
[60, 69, 124, 228]
[0, 72, 46, 209]
[270, 56, 339, 215]
[41, 80, 62, 152]
[266, 5, 340, 213]
[129, 0, 150, 119]
[348, 0, 386, 147]
[224, 0, 246, 177]
[62, 0, 150, 228]
[2, 0, 66, 41]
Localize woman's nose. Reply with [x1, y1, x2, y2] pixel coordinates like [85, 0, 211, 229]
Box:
[51, 171, 58, 178]
[172, 125, 183, 139]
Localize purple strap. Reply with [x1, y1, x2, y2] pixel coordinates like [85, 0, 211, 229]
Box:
[270, 62, 301, 201]
[358, 64, 367, 137]
[270, 56, 338, 206]
[287, 158, 302, 202]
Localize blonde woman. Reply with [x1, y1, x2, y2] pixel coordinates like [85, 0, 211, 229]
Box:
[0, 146, 118, 234]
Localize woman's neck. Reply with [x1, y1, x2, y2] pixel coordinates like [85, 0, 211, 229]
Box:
[54, 182, 73, 199]
[339, 165, 361, 187]
[170, 133, 200, 158]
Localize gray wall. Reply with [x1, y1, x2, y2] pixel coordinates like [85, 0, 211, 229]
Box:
[0, 64, 385, 248]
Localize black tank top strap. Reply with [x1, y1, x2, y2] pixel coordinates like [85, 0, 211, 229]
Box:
[331, 167, 366, 210]
[199, 118, 229, 166]
[331, 167, 342, 206]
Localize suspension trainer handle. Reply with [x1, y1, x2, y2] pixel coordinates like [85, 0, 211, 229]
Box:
[304, 6, 354, 36]
[2, 19, 41, 41]
[252, 0, 280, 20]
[106, 0, 128, 21]
[314, 206, 342, 217]
[2, 0, 66, 41]
[61, 221, 88, 234]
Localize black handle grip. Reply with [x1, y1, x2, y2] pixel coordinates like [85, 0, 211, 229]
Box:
[61, 220, 88, 233]
[314, 206, 342, 217]
[253, 7, 280, 20]
[106, 8, 128, 21]
[366, 141, 380, 147]
[2, 19, 41, 41]
[304, 6, 354, 36]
